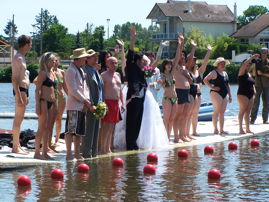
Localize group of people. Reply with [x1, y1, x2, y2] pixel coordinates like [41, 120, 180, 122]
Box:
[10, 27, 269, 161]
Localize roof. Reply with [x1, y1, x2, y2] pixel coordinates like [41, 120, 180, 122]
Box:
[231, 14, 269, 37]
[147, 1, 235, 23]
[0, 38, 10, 46]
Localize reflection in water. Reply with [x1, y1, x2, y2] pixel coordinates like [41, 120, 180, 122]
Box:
[1, 135, 269, 201]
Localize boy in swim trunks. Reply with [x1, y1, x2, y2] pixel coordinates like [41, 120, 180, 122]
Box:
[11, 35, 32, 155]
[100, 57, 125, 154]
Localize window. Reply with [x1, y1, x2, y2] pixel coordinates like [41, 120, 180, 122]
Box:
[260, 38, 269, 48]
[259, 27, 269, 36]
[240, 38, 249, 44]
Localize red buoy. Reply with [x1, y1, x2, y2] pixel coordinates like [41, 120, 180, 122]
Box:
[204, 145, 214, 153]
[112, 157, 124, 166]
[143, 164, 156, 174]
[147, 153, 158, 161]
[251, 139, 260, 147]
[51, 169, 64, 179]
[77, 163, 90, 173]
[178, 149, 188, 157]
[228, 142, 238, 150]
[17, 175, 31, 186]
[208, 169, 221, 179]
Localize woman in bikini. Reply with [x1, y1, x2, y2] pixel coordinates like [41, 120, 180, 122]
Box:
[49, 53, 68, 149]
[237, 54, 259, 134]
[34, 52, 58, 160]
[189, 44, 212, 137]
[203, 57, 232, 135]
[161, 35, 182, 143]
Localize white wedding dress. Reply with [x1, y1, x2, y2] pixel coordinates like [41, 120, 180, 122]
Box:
[114, 85, 169, 150]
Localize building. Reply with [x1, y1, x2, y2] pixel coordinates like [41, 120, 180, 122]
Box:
[147, 0, 237, 58]
[231, 14, 269, 48]
[0, 39, 13, 66]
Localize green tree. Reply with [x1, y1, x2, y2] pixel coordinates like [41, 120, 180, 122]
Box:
[75, 31, 83, 49]
[3, 19, 18, 43]
[81, 23, 94, 49]
[237, 5, 269, 29]
[213, 33, 237, 59]
[42, 24, 73, 54]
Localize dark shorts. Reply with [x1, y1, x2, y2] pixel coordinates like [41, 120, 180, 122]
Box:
[176, 88, 190, 104]
[65, 110, 86, 136]
[13, 87, 29, 98]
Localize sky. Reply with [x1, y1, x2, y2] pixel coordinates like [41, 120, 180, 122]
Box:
[0, 0, 268, 39]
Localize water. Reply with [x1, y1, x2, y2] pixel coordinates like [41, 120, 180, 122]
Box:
[0, 135, 269, 201]
[0, 83, 262, 132]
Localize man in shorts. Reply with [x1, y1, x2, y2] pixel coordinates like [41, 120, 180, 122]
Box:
[100, 57, 125, 154]
[11, 35, 32, 155]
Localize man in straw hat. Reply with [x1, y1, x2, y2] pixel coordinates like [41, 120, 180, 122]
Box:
[82, 49, 104, 158]
[65, 48, 92, 161]
[250, 47, 269, 124]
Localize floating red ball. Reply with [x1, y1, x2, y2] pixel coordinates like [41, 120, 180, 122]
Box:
[112, 158, 124, 166]
[77, 163, 90, 173]
[208, 169, 221, 179]
[178, 149, 188, 157]
[143, 164, 156, 174]
[228, 142, 238, 150]
[17, 175, 31, 186]
[147, 153, 158, 161]
[251, 139, 260, 147]
[51, 169, 64, 179]
[204, 145, 214, 153]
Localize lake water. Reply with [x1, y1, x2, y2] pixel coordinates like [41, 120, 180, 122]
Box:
[1, 135, 269, 201]
[0, 83, 268, 201]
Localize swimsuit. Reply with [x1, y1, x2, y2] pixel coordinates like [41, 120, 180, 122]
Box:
[40, 98, 54, 110]
[56, 73, 65, 102]
[237, 73, 255, 100]
[40, 73, 58, 110]
[210, 70, 229, 99]
[13, 87, 29, 98]
[176, 89, 190, 104]
[162, 73, 177, 104]
[196, 73, 202, 97]
[189, 72, 197, 99]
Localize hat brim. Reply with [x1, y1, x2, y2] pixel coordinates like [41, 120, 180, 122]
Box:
[70, 53, 90, 59]
[87, 52, 100, 57]
[213, 60, 230, 66]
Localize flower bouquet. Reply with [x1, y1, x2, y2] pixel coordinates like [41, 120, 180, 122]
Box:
[94, 102, 107, 120]
[142, 66, 157, 78]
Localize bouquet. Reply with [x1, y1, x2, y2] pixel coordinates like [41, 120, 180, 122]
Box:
[94, 102, 107, 119]
[142, 66, 157, 78]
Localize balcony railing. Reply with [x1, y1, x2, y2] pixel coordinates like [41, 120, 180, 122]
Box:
[152, 33, 178, 40]
[154, 51, 175, 59]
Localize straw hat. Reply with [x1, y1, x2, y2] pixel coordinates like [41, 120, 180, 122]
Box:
[213, 57, 230, 66]
[70, 48, 90, 59]
[86, 49, 100, 57]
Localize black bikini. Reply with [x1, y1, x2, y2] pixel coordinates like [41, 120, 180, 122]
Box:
[13, 87, 29, 98]
[196, 73, 202, 97]
[40, 74, 58, 110]
[210, 70, 229, 99]
[237, 73, 255, 100]
[189, 72, 197, 99]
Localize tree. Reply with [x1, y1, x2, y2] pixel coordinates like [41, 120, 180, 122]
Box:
[213, 33, 237, 59]
[90, 26, 105, 52]
[42, 24, 73, 54]
[3, 19, 18, 43]
[35, 9, 59, 34]
[81, 23, 94, 49]
[237, 5, 269, 29]
[75, 31, 83, 49]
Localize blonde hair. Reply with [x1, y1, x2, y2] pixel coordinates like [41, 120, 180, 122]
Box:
[39, 52, 55, 73]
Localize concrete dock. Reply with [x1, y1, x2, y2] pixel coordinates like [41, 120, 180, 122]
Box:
[0, 116, 268, 168]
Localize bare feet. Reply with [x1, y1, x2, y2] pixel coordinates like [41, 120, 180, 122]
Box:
[34, 154, 47, 160]
[48, 147, 59, 154]
[239, 130, 246, 134]
[187, 135, 196, 140]
[180, 136, 191, 142]
[100, 150, 107, 154]
[192, 133, 200, 137]
[214, 130, 219, 134]
[12, 148, 29, 155]
[74, 154, 84, 161]
[174, 138, 184, 143]
[246, 130, 254, 134]
[219, 131, 229, 135]
[19, 146, 30, 154]
[44, 154, 54, 160]
[66, 155, 74, 161]
[169, 141, 175, 145]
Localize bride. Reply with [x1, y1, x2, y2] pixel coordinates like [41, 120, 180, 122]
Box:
[114, 43, 170, 150]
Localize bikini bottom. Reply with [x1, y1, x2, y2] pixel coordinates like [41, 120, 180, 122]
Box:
[163, 96, 178, 105]
[40, 98, 54, 110]
[57, 96, 66, 102]
[13, 87, 29, 98]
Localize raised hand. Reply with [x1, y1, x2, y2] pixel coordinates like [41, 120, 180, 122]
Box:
[116, 39, 124, 47]
[190, 39, 197, 47]
[114, 45, 120, 55]
[253, 53, 260, 59]
[178, 33, 184, 41]
[160, 40, 170, 48]
[207, 44, 213, 51]
[130, 27, 138, 38]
